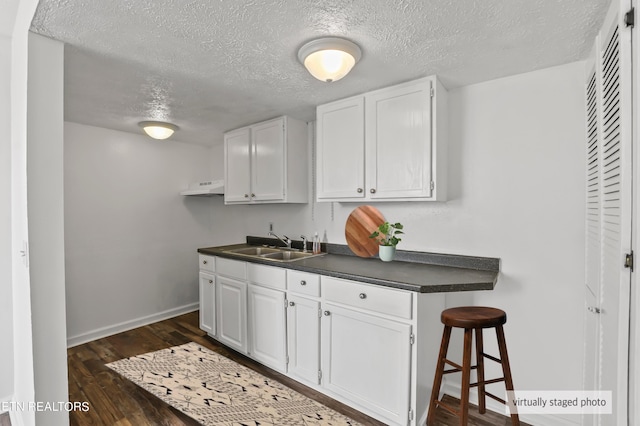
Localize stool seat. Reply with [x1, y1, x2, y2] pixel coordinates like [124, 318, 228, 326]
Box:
[441, 306, 507, 329]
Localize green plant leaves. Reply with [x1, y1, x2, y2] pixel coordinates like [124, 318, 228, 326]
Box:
[367, 221, 404, 247]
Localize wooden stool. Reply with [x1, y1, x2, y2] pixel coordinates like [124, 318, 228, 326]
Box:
[427, 306, 520, 425]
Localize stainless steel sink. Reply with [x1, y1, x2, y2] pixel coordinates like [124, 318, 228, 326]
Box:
[227, 247, 282, 256]
[261, 251, 320, 262]
[224, 246, 325, 262]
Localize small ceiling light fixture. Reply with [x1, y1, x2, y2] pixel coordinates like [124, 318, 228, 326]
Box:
[138, 121, 179, 140]
[297, 37, 362, 83]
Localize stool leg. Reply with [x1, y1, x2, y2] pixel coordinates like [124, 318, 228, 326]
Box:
[427, 325, 452, 426]
[475, 328, 486, 414]
[459, 328, 473, 426]
[496, 325, 520, 426]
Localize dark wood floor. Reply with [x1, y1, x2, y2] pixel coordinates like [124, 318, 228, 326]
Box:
[67, 311, 526, 425]
[0, 412, 10, 426]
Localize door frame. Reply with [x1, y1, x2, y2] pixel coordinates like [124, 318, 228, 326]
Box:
[631, 0, 639, 422]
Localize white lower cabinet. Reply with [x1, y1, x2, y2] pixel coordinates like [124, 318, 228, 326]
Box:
[216, 275, 248, 354]
[287, 294, 321, 385]
[248, 284, 287, 372]
[321, 303, 412, 425]
[199, 272, 216, 336]
[199, 255, 444, 426]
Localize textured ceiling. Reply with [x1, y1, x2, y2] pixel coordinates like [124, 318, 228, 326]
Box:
[30, 0, 610, 146]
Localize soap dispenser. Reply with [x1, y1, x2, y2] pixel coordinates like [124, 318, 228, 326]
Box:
[312, 232, 321, 254]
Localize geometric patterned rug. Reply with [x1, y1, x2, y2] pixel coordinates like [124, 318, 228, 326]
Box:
[106, 342, 361, 426]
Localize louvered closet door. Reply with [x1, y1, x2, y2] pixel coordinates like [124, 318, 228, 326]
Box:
[583, 0, 633, 424]
[583, 51, 600, 426]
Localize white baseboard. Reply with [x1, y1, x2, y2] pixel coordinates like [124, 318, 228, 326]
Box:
[66, 303, 199, 348]
[443, 382, 581, 426]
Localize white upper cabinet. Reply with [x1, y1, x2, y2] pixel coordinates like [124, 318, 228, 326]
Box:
[316, 97, 365, 199]
[251, 119, 285, 201]
[366, 80, 433, 199]
[224, 128, 251, 203]
[224, 116, 308, 204]
[316, 75, 447, 202]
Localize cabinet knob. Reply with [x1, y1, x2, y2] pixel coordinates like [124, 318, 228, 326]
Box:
[251, 193, 256, 198]
[300, 280, 307, 286]
[244, 194, 249, 198]
[359, 293, 367, 299]
[356, 188, 363, 193]
[202, 260, 207, 264]
[323, 311, 331, 316]
[208, 280, 213, 284]
[370, 188, 376, 194]
[289, 301, 295, 306]
[588, 306, 601, 314]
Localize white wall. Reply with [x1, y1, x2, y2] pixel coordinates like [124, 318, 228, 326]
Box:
[6, 2, 40, 425]
[27, 32, 68, 426]
[443, 63, 585, 426]
[207, 62, 586, 425]
[64, 122, 214, 345]
[0, 34, 15, 405]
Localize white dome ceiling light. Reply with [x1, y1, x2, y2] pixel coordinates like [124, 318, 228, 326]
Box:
[297, 37, 362, 83]
[138, 121, 179, 140]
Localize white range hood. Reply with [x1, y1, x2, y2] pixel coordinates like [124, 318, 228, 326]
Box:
[180, 179, 224, 196]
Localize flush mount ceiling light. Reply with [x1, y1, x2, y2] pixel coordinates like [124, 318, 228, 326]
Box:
[297, 37, 362, 83]
[138, 121, 179, 140]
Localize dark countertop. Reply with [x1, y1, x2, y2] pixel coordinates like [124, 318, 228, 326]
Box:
[198, 239, 499, 294]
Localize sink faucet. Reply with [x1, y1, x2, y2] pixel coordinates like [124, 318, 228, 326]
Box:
[268, 231, 292, 248]
[300, 235, 308, 252]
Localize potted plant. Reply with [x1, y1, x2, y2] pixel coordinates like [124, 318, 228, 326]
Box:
[369, 222, 404, 262]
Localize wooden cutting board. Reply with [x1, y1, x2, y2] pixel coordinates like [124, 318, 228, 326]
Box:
[345, 205, 386, 257]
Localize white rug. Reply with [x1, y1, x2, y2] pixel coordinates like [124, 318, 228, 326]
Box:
[106, 342, 361, 426]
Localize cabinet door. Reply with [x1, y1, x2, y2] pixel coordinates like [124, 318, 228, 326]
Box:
[316, 96, 365, 199]
[321, 303, 412, 425]
[248, 284, 287, 372]
[287, 295, 320, 385]
[199, 272, 215, 336]
[366, 79, 433, 199]
[251, 118, 285, 201]
[216, 275, 247, 353]
[224, 127, 251, 203]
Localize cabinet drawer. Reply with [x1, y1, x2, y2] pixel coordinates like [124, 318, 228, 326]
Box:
[216, 257, 246, 280]
[287, 270, 320, 297]
[199, 255, 215, 273]
[322, 276, 412, 320]
[247, 263, 286, 290]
